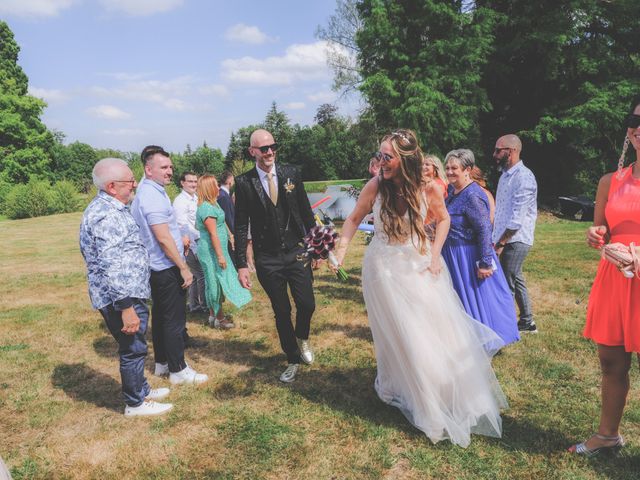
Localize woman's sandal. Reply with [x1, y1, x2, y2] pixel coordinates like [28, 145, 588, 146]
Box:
[568, 433, 625, 457]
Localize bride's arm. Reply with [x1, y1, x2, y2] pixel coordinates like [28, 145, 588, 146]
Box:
[334, 178, 379, 266]
[425, 181, 450, 274]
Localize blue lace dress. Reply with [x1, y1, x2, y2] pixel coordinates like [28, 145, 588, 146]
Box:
[442, 182, 519, 346]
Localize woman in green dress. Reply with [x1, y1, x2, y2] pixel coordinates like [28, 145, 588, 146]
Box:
[196, 174, 251, 328]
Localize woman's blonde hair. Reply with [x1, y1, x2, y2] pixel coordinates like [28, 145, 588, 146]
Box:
[378, 129, 428, 255]
[197, 174, 220, 205]
[423, 154, 447, 184]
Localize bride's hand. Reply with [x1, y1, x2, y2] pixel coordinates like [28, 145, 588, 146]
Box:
[426, 256, 442, 276]
[329, 250, 345, 274]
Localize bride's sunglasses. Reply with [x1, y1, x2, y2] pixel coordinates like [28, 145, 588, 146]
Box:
[375, 151, 393, 163]
[625, 114, 640, 129]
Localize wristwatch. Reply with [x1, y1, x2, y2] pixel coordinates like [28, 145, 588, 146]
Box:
[495, 242, 505, 249]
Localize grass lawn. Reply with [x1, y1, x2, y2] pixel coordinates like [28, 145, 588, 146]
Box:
[303, 179, 366, 193]
[0, 212, 638, 479]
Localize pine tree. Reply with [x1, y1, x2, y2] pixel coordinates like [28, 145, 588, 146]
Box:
[0, 21, 54, 183]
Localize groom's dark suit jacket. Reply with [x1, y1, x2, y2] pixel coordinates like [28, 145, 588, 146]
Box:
[235, 164, 315, 268]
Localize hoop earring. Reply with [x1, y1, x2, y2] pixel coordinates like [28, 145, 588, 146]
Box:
[617, 135, 630, 179]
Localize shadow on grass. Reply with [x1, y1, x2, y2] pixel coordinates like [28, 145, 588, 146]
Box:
[51, 363, 121, 412]
[92, 336, 117, 358]
[289, 366, 416, 432]
[182, 336, 270, 366]
[498, 415, 573, 454]
[314, 322, 373, 341]
[317, 283, 364, 302]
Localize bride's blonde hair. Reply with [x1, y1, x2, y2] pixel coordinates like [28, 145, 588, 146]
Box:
[378, 129, 428, 255]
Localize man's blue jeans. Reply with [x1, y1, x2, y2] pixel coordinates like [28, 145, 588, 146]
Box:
[99, 299, 151, 407]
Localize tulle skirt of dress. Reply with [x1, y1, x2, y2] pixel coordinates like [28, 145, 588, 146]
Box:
[362, 236, 508, 448]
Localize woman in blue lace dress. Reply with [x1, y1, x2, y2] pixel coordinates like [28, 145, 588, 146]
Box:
[441, 149, 520, 346]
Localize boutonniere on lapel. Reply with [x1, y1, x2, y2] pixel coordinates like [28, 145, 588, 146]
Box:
[284, 178, 295, 193]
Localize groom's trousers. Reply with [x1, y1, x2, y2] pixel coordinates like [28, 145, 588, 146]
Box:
[255, 245, 315, 364]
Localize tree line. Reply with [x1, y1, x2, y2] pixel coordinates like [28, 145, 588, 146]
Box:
[2, 0, 640, 218]
[319, 0, 640, 199]
[0, 19, 375, 220]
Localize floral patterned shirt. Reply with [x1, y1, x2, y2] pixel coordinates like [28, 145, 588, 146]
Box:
[79, 190, 150, 310]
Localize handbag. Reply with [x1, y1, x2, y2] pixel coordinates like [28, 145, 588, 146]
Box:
[601, 242, 640, 278]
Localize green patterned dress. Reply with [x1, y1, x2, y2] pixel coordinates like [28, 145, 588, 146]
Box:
[196, 201, 251, 314]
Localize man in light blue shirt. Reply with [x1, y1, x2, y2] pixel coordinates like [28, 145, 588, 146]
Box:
[492, 134, 538, 333]
[131, 145, 208, 385]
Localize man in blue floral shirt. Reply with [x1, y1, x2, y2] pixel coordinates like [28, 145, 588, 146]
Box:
[80, 157, 173, 417]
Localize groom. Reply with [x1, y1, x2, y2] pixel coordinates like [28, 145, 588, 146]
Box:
[235, 129, 316, 383]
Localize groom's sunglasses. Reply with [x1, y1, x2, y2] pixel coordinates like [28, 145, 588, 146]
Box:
[254, 143, 278, 154]
[625, 114, 640, 129]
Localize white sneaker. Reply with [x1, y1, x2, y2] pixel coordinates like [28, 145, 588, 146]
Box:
[298, 338, 314, 365]
[169, 365, 209, 385]
[124, 401, 173, 418]
[146, 387, 170, 401]
[279, 364, 299, 383]
[154, 362, 169, 377]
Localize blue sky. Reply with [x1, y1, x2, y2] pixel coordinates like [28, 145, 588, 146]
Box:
[2, 0, 361, 153]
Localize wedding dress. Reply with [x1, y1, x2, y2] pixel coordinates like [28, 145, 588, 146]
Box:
[362, 195, 508, 447]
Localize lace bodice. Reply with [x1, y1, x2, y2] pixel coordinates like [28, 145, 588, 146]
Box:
[444, 182, 493, 268]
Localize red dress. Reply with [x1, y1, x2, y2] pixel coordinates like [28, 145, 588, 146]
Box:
[584, 165, 640, 352]
[434, 177, 448, 199]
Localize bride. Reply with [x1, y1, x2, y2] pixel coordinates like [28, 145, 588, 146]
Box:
[334, 129, 507, 448]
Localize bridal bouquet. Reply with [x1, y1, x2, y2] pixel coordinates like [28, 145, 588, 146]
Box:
[302, 225, 349, 281]
[602, 242, 640, 278]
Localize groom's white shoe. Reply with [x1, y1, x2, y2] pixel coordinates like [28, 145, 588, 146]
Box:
[298, 338, 314, 365]
[279, 364, 299, 383]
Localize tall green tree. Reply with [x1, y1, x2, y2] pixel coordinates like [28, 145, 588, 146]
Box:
[173, 142, 225, 182]
[224, 125, 262, 174]
[51, 139, 97, 191]
[0, 21, 54, 184]
[263, 102, 294, 163]
[479, 0, 640, 198]
[316, 0, 363, 96]
[356, 0, 497, 156]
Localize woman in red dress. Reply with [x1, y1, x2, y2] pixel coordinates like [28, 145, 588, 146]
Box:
[422, 154, 448, 198]
[569, 97, 640, 456]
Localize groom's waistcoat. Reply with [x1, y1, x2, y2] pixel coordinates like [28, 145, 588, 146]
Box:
[264, 186, 302, 252]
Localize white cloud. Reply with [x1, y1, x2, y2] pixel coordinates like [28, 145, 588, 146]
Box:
[99, 72, 154, 81]
[88, 105, 131, 120]
[90, 76, 195, 110]
[284, 102, 306, 110]
[221, 41, 331, 87]
[224, 24, 273, 45]
[198, 84, 230, 97]
[0, 0, 76, 18]
[102, 128, 146, 136]
[308, 91, 336, 103]
[98, 0, 184, 16]
[28, 87, 69, 105]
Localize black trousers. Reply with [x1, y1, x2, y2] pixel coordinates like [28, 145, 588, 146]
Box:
[149, 266, 187, 373]
[255, 246, 315, 364]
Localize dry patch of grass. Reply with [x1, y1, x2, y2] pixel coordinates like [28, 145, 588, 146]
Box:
[1, 213, 639, 479]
